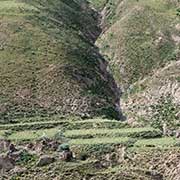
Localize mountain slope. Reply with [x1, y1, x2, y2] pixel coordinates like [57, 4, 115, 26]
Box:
[0, 0, 122, 121]
[95, 0, 180, 124]
[122, 60, 180, 124]
[97, 0, 180, 89]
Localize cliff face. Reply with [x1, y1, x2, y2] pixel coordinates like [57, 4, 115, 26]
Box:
[0, 0, 122, 121]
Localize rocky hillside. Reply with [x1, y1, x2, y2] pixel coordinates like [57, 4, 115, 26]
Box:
[0, 0, 122, 121]
[94, 0, 180, 125]
[122, 60, 180, 125]
[96, 0, 179, 88]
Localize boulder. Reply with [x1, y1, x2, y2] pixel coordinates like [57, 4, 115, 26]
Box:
[34, 142, 44, 153]
[0, 155, 15, 172]
[26, 143, 34, 150]
[59, 150, 73, 162]
[8, 143, 18, 153]
[176, 130, 180, 138]
[48, 140, 59, 151]
[0, 139, 11, 153]
[36, 155, 55, 167]
[145, 170, 163, 180]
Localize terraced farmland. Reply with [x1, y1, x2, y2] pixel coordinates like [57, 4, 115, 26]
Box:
[1, 117, 179, 149]
[65, 127, 162, 139]
[0, 116, 180, 179]
[8, 128, 59, 141]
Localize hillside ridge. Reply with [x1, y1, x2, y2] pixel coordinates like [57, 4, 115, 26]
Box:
[0, 0, 122, 121]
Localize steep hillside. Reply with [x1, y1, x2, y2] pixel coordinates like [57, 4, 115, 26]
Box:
[97, 0, 180, 89]
[95, 0, 180, 124]
[0, 0, 122, 121]
[122, 60, 180, 125]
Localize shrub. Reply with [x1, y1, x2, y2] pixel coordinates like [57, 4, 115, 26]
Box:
[176, 8, 180, 16]
[16, 150, 36, 165]
[150, 95, 179, 129]
[58, 143, 70, 152]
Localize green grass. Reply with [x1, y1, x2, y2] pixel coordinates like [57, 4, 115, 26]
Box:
[0, 120, 69, 131]
[70, 137, 132, 145]
[135, 137, 179, 147]
[0, 118, 128, 131]
[67, 118, 129, 130]
[7, 116, 119, 124]
[0, 1, 36, 10]
[0, 130, 9, 138]
[7, 128, 59, 141]
[75, 118, 118, 123]
[64, 127, 161, 139]
[88, 0, 107, 9]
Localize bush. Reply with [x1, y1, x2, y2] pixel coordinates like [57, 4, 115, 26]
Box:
[58, 143, 70, 151]
[150, 95, 179, 129]
[176, 8, 180, 16]
[16, 150, 36, 165]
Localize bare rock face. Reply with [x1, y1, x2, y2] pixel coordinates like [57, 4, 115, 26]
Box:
[96, 0, 179, 122]
[97, 0, 179, 89]
[36, 155, 55, 167]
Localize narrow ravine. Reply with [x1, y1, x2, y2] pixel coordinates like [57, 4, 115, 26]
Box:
[86, 2, 123, 119]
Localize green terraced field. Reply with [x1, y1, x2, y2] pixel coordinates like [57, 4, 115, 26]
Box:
[7, 128, 59, 141]
[0, 120, 68, 130]
[0, 118, 129, 131]
[70, 137, 132, 145]
[0, 117, 178, 151]
[64, 127, 162, 139]
[0, 117, 166, 146]
[135, 137, 180, 147]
